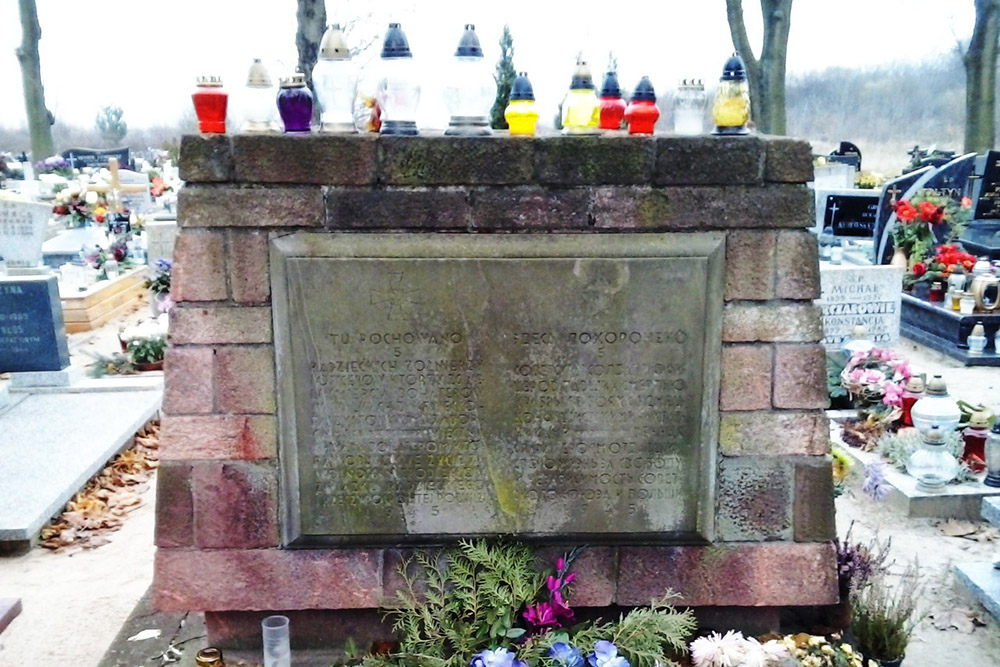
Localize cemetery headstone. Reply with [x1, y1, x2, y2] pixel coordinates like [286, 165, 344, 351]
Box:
[115, 169, 153, 215]
[818, 264, 904, 348]
[960, 151, 1000, 259]
[145, 215, 178, 263]
[0, 275, 70, 373]
[871, 167, 932, 264]
[0, 197, 52, 269]
[61, 147, 131, 171]
[821, 191, 879, 237]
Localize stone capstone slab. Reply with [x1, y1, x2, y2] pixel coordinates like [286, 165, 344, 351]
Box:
[270, 233, 724, 545]
[954, 562, 1000, 622]
[984, 496, 1000, 528]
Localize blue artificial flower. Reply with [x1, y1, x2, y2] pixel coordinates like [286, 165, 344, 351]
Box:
[549, 642, 585, 667]
[587, 641, 630, 667]
[470, 648, 519, 667]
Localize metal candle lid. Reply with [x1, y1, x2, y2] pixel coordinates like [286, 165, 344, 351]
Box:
[924, 425, 945, 445]
[972, 322, 986, 337]
[510, 72, 535, 101]
[721, 52, 747, 81]
[279, 73, 307, 88]
[630, 76, 656, 102]
[196, 75, 223, 87]
[969, 410, 991, 428]
[569, 58, 595, 90]
[599, 71, 622, 98]
[381, 22, 412, 59]
[925, 374, 949, 396]
[245, 59, 273, 89]
[455, 24, 483, 57]
[319, 24, 351, 60]
[679, 78, 705, 89]
[905, 376, 925, 393]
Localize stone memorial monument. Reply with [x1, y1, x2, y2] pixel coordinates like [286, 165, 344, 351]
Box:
[0, 275, 71, 377]
[0, 197, 53, 270]
[155, 134, 835, 646]
[819, 264, 904, 349]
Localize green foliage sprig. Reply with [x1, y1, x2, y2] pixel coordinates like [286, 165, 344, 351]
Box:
[849, 563, 923, 661]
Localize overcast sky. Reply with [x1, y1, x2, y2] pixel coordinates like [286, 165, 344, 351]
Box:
[0, 1, 977, 132]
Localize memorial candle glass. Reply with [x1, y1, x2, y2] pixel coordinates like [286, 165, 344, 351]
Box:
[242, 59, 276, 133]
[277, 73, 314, 133]
[911, 374, 962, 433]
[906, 425, 960, 492]
[961, 411, 991, 463]
[598, 70, 626, 130]
[504, 72, 538, 136]
[985, 421, 1000, 487]
[313, 24, 359, 133]
[444, 24, 494, 136]
[192, 76, 227, 134]
[712, 53, 750, 135]
[623, 76, 660, 135]
[377, 23, 420, 136]
[561, 58, 600, 135]
[674, 79, 706, 135]
[262, 615, 291, 667]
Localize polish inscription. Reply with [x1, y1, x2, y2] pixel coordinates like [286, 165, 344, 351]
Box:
[275, 236, 722, 543]
[0, 276, 71, 373]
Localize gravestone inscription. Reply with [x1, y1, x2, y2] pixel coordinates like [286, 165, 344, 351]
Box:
[823, 192, 879, 237]
[272, 233, 723, 545]
[0, 276, 70, 373]
[818, 265, 904, 348]
[61, 147, 131, 170]
[0, 198, 52, 268]
[970, 151, 1000, 220]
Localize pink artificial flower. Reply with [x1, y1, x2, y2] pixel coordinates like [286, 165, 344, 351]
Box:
[882, 382, 904, 407]
[523, 602, 559, 629]
[563, 572, 577, 585]
[891, 360, 911, 382]
[547, 576, 560, 593]
[555, 557, 565, 572]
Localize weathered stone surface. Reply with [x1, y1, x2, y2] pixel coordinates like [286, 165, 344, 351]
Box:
[179, 135, 233, 183]
[776, 230, 821, 299]
[172, 230, 227, 302]
[324, 187, 469, 229]
[795, 457, 836, 542]
[163, 346, 215, 415]
[719, 411, 829, 456]
[154, 462, 193, 547]
[192, 461, 279, 548]
[764, 137, 814, 183]
[205, 609, 392, 649]
[215, 345, 275, 414]
[773, 344, 828, 409]
[233, 134, 378, 185]
[723, 303, 823, 342]
[161, 415, 277, 460]
[381, 136, 534, 185]
[725, 230, 776, 301]
[717, 457, 792, 541]
[228, 229, 271, 304]
[271, 233, 723, 543]
[720, 345, 772, 411]
[616, 542, 838, 606]
[591, 186, 812, 229]
[536, 136, 655, 185]
[469, 187, 591, 229]
[170, 307, 273, 345]
[178, 185, 323, 228]
[154, 548, 383, 611]
[655, 136, 764, 185]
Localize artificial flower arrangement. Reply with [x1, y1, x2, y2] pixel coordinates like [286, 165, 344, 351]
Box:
[144, 259, 172, 297]
[839, 348, 912, 423]
[35, 155, 73, 178]
[892, 191, 969, 264]
[53, 187, 111, 227]
[361, 540, 697, 667]
[905, 243, 976, 289]
[119, 314, 168, 366]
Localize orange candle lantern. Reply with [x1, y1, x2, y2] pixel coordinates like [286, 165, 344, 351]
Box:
[624, 76, 659, 135]
[192, 76, 228, 134]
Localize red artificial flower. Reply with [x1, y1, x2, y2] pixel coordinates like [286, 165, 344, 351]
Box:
[151, 176, 167, 197]
[911, 262, 926, 276]
[917, 201, 939, 222]
[961, 196, 972, 208]
[895, 200, 916, 222]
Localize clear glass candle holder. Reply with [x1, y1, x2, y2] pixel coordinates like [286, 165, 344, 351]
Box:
[262, 615, 290, 667]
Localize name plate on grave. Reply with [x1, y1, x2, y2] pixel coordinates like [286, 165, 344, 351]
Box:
[272, 234, 723, 546]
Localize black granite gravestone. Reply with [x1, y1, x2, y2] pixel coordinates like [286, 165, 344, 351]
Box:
[960, 151, 1000, 259]
[0, 276, 70, 373]
[824, 192, 879, 237]
[61, 147, 131, 171]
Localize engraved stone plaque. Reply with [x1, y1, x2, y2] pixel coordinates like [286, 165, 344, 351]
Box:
[272, 234, 723, 546]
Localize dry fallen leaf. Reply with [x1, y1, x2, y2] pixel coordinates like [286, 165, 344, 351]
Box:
[939, 520, 979, 538]
[127, 629, 162, 642]
[931, 607, 984, 633]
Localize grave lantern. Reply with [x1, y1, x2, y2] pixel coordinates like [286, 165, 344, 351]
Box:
[377, 22, 420, 136]
[711, 52, 751, 135]
[561, 57, 600, 135]
[624, 76, 659, 135]
[444, 24, 494, 136]
[910, 374, 962, 434]
[504, 72, 538, 136]
[277, 72, 314, 133]
[192, 75, 228, 134]
[674, 79, 707, 135]
[906, 425, 960, 492]
[312, 24, 359, 133]
[985, 420, 1000, 487]
[242, 59, 276, 133]
[598, 70, 626, 130]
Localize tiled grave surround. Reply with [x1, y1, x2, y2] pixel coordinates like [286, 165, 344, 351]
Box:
[155, 133, 836, 645]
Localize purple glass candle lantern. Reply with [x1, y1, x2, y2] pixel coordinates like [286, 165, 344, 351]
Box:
[277, 72, 313, 133]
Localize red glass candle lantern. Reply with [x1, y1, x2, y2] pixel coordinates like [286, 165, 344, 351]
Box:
[900, 376, 924, 427]
[962, 411, 991, 464]
[624, 76, 659, 135]
[192, 76, 228, 134]
[598, 70, 625, 130]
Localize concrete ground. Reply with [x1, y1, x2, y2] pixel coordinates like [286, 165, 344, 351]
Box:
[1, 316, 999, 666]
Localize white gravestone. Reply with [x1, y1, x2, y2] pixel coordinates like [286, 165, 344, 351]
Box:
[0, 198, 53, 268]
[818, 264, 904, 349]
[145, 218, 178, 263]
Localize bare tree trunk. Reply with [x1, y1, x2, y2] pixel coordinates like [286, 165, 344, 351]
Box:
[16, 0, 53, 159]
[964, 0, 1000, 153]
[296, 0, 326, 116]
[725, 0, 792, 135]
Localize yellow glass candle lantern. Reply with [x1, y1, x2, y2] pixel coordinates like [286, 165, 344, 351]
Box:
[561, 58, 599, 135]
[712, 52, 751, 135]
[504, 72, 538, 136]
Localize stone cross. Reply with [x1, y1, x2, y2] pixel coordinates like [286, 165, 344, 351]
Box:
[85, 158, 148, 213]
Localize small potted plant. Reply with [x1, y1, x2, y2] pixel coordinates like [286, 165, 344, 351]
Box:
[144, 258, 172, 314]
[848, 563, 922, 667]
[120, 315, 168, 371]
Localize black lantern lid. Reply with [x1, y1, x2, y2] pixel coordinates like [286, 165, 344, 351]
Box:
[721, 52, 747, 81]
[631, 76, 656, 102]
[455, 24, 483, 57]
[510, 72, 535, 101]
[599, 71, 622, 98]
[569, 58, 595, 90]
[381, 22, 412, 59]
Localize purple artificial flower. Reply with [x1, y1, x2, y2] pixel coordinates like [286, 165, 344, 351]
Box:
[862, 462, 891, 501]
[470, 648, 523, 667]
[587, 641, 630, 667]
[548, 643, 584, 667]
